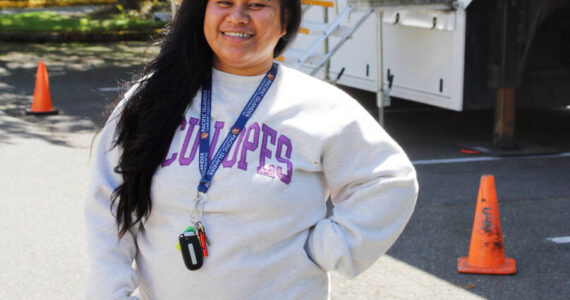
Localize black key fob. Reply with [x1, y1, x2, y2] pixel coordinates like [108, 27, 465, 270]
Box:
[179, 232, 204, 270]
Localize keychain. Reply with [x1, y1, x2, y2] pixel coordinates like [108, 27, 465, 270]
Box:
[191, 192, 210, 257]
[196, 221, 210, 257]
[178, 226, 203, 270]
[177, 223, 210, 270]
[176, 193, 211, 271]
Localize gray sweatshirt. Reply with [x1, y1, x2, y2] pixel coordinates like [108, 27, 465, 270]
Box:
[85, 65, 418, 299]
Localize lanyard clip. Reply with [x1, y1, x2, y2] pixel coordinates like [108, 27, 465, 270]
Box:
[191, 191, 207, 223]
[196, 191, 207, 201]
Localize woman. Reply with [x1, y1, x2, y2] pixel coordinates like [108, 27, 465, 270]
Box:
[85, 0, 418, 299]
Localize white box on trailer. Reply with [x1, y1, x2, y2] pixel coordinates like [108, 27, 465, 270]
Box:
[287, 0, 470, 111]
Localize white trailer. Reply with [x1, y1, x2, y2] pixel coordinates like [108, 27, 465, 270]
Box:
[282, 0, 570, 149]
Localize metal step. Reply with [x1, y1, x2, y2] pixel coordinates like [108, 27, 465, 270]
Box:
[307, 7, 373, 75]
[294, 5, 355, 67]
[299, 20, 352, 37]
[277, 49, 325, 65]
[280, 3, 373, 76]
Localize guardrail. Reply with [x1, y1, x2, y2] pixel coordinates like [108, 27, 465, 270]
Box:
[0, 0, 116, 9]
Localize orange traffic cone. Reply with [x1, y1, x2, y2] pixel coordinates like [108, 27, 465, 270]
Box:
[457, 175, 516, 275]
[26, 62, 58, 115]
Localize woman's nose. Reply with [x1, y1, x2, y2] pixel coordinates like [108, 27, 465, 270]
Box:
[227, 5, 249, 24]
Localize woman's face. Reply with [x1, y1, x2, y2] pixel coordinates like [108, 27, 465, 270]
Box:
[204, 0, 286, 75]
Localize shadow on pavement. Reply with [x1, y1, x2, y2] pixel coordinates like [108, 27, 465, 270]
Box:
[376, 105, 570, 299]
[0, 112, 67, 146]
[0, 41, 157, 146]
[339, 86, 570, 299]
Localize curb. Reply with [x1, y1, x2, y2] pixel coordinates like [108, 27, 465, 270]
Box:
[0, 29, 163, 42]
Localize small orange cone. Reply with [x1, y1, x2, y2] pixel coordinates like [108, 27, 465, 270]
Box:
[26, 62, 58, 115]
[457, 175, 516, 275]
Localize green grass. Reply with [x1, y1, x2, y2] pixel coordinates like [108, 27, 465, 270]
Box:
[0, 11, 166, 33]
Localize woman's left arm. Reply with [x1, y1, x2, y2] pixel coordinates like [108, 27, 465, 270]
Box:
[305, 105, 418, 278]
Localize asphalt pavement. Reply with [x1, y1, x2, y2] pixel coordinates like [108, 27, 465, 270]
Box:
[1, 42, 569, 299]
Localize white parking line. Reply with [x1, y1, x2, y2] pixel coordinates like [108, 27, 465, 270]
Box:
[546, 236, 570, 244]
[412, 152, 570, 166]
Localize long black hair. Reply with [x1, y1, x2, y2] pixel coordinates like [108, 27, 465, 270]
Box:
[109, 0, 301, 238]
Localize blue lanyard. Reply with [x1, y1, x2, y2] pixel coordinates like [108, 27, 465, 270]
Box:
[197, 63, 278, 193]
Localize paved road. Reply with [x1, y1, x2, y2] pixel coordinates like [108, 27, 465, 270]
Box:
[1, 42, 568, 299]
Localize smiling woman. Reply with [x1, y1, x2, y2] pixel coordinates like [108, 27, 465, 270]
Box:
[85, 0, 418, 299]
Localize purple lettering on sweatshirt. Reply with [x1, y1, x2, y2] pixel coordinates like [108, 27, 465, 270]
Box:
[222, 129, 245, 168]
[237, 122, 260, 171]
[179, 117, 199, 166]
[276, 135, 293, 184]
[162, 152, 178, 167]
[257, 123, 277, 178]
[180, 116, 187, 131]
[208, 121, 225, 161]
[162, 116, 188, 167]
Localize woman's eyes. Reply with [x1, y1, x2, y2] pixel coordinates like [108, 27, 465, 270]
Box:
[217, 1, 232, 6]
[248, 3, 267, 9]
[215, 1, 267, 9]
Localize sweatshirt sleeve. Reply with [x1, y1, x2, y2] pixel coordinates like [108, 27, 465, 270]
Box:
[305, 102, 418, 278]
[85, 99, 140, 300]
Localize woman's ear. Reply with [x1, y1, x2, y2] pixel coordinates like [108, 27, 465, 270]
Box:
[281, 10, 289, 37]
